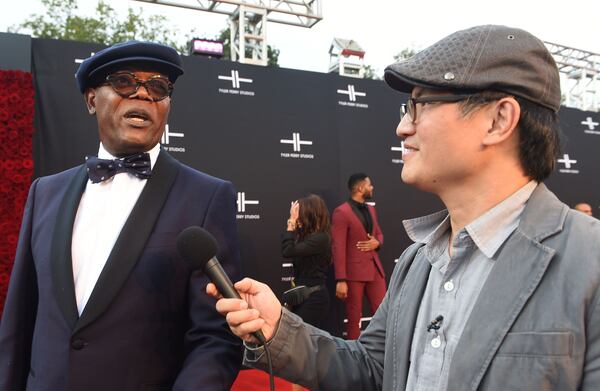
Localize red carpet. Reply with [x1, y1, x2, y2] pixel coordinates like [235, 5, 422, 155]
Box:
[231, 369, 308, 391]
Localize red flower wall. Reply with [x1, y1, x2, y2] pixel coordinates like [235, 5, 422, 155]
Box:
[0, 70, 34, 315]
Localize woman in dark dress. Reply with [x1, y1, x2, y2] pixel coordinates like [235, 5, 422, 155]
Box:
[281, 194, 331, 330]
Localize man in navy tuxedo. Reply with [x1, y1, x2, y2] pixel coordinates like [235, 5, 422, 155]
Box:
[0, 41, 242, 390]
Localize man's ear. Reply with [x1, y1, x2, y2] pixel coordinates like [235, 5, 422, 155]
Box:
[84, 88, 97, 115]
[358, 182, 365, 194]
[482, 97, 521, 146]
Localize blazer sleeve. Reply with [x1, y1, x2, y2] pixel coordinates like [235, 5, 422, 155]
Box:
[582, 280, 600, 389]
[241, 243, 423, 390]
[0, 179, 40, 391]
[331, 207, 349, 281]
[370, 206, 384, 248]
[281, 232, 329, 258]
[173, 180, 243, 391]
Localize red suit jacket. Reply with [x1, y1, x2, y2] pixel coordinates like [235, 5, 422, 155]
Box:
[331, 202, 384, 282]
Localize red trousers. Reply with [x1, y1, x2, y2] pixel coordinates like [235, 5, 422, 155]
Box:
[344, 273, 386, 339]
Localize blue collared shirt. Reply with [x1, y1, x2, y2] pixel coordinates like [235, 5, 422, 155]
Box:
[404, 181, 538, 390]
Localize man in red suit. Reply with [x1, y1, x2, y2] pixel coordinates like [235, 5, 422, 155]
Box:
[332, 173, 386, 339]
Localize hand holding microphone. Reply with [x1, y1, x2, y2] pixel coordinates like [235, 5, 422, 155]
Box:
[177, 226, 282, 344]
[207, 278, 281, 344]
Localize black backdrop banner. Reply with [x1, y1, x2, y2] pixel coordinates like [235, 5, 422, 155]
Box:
[29, 38, 600, 335]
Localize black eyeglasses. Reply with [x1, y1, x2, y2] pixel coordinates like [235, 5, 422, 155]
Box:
[102, 71, 173, 101]
[400, 94, 474, 123]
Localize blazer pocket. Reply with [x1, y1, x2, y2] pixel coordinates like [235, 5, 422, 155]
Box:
[496, 331, 572, 357]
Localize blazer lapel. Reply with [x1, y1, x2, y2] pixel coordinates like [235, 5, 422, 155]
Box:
[74, 150, 179, 333]
[346, 202, 369, 235]
[392, 252, 430, 391]
[447, 184, 567, 390]
[50, 166, 88, 330]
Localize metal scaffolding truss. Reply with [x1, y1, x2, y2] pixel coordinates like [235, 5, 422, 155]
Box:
[135, 0, 322, 66]
[135, 0, 322, 28]
[545, 41, 600, 112]
[229, 5, 267, 65]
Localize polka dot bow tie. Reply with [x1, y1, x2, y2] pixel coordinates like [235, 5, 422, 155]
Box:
[85, 153, 152, 183]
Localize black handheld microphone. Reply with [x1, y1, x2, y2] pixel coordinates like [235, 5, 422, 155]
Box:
[176, 226, 267, 345]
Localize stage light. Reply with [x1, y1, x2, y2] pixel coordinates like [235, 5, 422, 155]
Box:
[190, 39, 225, 58]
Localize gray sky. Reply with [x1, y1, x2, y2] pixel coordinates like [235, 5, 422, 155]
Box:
[1, 0, 599, 77]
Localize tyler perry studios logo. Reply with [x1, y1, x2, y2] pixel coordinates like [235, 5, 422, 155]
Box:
[337, 84, 368, 109]
[281, 261, 293, 282]
[160, 124, 185, 153]
[343, 316, 373, 336]
[279, 132, 314, 159]
[74, 52, 95, 65]
[581, 116, 600, 135]
[390, 141, 405, 164]
[236, 192, 260, 220]
[218, 70, 255, 96]
[557, 153, 579, 174]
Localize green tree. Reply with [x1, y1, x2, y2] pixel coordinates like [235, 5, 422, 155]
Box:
[216, 26, 279, 66]
[12, 0, 192, 53]
[362, 64, 380, 80]
[393, 48, 417, 62]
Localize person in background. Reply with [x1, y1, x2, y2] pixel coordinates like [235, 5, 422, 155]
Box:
[332, 173, 385, 339]
[281, 194, 331, 330]
[574, 202, 593, 217]
[281, 194, 331, 391]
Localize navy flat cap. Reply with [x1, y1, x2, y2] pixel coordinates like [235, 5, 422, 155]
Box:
[75, 40, 185, 93]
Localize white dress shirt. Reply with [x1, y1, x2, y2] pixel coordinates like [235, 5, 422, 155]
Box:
[71, 143, 160, 315]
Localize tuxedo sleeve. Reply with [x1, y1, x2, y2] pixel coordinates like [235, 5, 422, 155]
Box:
[0, 179, 40, 391]
[173, 180, 243, 391]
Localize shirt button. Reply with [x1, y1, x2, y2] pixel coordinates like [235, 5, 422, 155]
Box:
[443, 280, 454, 292]
[431, 336, 441, 348]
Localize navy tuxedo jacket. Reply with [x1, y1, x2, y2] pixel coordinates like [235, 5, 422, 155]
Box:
[0, 151, 243, 391]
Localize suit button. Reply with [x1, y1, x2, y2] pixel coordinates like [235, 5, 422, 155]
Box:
[71, 339, 86, 350]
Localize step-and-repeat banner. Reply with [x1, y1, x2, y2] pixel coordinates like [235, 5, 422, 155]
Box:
[30, 38, 600, 335]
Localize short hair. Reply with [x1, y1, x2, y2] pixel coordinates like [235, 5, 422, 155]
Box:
[458, 91, 562, 182]
[296, 194, 331, 240]
[347, 173, 368, 191]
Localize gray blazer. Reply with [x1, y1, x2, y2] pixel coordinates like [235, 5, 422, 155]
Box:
[246, 184, 600, 390]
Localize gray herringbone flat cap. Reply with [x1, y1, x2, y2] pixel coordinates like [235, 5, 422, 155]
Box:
[384, 25, 561, 112]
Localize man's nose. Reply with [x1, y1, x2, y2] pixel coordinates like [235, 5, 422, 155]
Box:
[396, 115, 415, 139]
[130, 83, 153, 101]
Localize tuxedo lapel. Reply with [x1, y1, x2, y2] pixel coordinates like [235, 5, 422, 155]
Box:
[74, 151, 179, 333]
[50, 166, 88, 330]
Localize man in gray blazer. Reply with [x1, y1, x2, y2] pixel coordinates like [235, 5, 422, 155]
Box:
[208, 25, 600, 390]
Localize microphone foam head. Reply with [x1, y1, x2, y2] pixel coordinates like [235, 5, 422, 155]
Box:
[176, 226, 219, 271]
